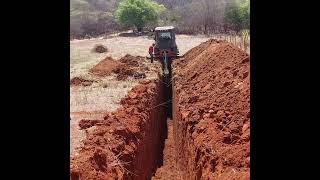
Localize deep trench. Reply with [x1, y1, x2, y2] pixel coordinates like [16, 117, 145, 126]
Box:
[150, 67, 174, 178]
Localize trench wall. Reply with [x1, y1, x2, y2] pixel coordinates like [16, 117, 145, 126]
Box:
[171, 40, 250, 180]
[70, 77, 167, 180]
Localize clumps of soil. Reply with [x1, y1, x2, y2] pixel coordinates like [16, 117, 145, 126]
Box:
[119, 54, 142, 66]
[79, 119, 104, 130]
[90, 54, 149, 80]
[113, 66, 135, 80]
[172, 39, 250, 179]
[115, 55, 147, 80]
[70, 79, 167, 179]
[92, 44, 108, 53]
[70, 77, 95, 86]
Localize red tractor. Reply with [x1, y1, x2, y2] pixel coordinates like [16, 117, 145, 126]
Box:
[148, 26, 179, 77]
[148, 26, 179, 118]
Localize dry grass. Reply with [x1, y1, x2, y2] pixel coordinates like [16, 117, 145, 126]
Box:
[70, 78, 137, 112]
[210, 33, 250, 54]
[109, 152, 137, 176]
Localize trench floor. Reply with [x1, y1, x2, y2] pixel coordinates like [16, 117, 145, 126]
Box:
[152, 119, 182, 180]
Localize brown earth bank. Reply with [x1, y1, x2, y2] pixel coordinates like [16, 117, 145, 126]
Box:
[70, 78, 168, 180]
[172, 39, 250, 179]
[89, 54, 149, 80]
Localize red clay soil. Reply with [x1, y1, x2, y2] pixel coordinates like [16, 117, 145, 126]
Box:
[118, 54, 142, 67]
[113, 66, 136, 81]
[172, 39, 250, 179]
[70, 77, 95, 86]
[70, 79, 167, 180]
[115, 54, 148, 80]
[79, 119, 104, 130]
[89, 56, 122, 77]
[89, 55, 148, 80]
[152, 119, 182, 180]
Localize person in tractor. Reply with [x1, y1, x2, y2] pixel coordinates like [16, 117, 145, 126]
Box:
[149, 43, 155, 63]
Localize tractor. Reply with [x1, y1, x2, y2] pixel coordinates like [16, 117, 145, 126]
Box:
[148, 26, 179, 118]
[149, 26, 179, 77]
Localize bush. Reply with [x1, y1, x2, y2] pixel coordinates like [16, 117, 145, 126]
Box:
[115, 0, 166, 32]
[225, 0, 250, 32]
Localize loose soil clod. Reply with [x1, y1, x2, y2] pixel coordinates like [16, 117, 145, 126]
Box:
[70, 77, 95, 86]
[92, 44, 108, 53]
[79, 119, 104, 130]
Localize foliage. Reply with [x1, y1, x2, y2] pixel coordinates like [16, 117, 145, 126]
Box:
[115, 0, 166, 32]
[225, 0, 250, 32]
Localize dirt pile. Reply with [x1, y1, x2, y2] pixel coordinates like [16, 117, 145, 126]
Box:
[119, 54, 142, 66]
[89, 57, 122, 77]
[92, 44, 108, 53]
[172, 39, 250, 179]
[89, 55, 149, 80]
[70, 79, 167, 179]
[70, 77, 95, 86]
[115, 54, 148, 80]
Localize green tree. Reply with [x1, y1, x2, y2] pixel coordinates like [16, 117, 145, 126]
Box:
[225, 0, 250, 32]
[115, 0, 166, 32]
[239, 0, 250, 29]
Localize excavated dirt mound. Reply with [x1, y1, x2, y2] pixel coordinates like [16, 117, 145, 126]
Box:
[172, 39, 250, 179]
[92, 44, 108, 53]
[90, 55, 148, 80]
[70, 79, 167, 180]
[89, 57, 122, 76]
[119, 54, 142, 67]
[115, 54, 148, 80]
[70, 77, 95, 86]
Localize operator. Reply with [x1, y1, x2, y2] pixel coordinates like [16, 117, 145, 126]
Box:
[149, 43, 155, 63]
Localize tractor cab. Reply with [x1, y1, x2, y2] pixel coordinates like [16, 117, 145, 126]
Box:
[149, 26, 179, 76]
[154, 26, 178, 52]
[151, 26, 179, 59]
